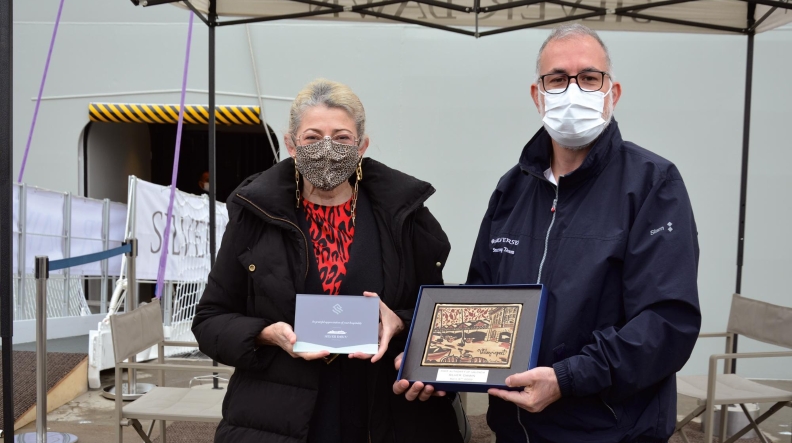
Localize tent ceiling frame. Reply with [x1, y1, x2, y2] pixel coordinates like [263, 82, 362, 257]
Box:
[478, 11, 605, 36]
[615, 13, 747, 33]
[147, 0, 792, 36]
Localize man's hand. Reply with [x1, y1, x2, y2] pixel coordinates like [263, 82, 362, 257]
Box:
[257, 322, 329, 361]
[487, 367, 561, 413]
[391, 352, 447, 401]
[349, 291, 405, 363]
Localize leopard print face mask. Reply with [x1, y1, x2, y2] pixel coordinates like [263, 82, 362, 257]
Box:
[295, 136, 360, 191]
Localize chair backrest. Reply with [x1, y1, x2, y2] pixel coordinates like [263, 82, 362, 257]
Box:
[109, 299, 164, 364]
[727, 293, 792, 350]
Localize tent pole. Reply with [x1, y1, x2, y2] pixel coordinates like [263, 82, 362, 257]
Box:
[735, 32, 754, 299]
[0, 0, 13, 441]
[733, 30, 755, 369]
[208, 0, 220, 390]
[0, 0, 14, 438]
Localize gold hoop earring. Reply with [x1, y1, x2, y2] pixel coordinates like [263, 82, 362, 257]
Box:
[351, 159, 362, 226]
[295, 162, 301, 209]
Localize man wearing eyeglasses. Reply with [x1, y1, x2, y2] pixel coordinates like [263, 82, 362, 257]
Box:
[395, 23, 701, 443]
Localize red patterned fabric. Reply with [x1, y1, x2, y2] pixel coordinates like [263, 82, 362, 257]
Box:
[303, 198, 355, 295]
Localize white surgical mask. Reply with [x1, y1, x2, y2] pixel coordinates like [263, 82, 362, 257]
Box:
[540, 85, 612, 148]
[202, 182, 209, 192]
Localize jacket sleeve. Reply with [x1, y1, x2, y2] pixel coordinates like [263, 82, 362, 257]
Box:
[191, 208, 275, 371]
[552, 174, 702, 402]
[465, 189, 500, 285]
[393, 205, 451, 331]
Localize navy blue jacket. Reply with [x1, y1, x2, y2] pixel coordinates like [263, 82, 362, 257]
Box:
[467, 121, 701, 443]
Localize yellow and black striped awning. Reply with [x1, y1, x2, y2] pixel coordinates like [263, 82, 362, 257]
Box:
[88, 103, 262, 126]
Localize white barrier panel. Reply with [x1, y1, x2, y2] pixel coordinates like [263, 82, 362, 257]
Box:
[11, 183, 128, 321]
[70, 196, 105, 276]
[108, 202, 126, 276]
[24, 187, 66, 274]
[132, 178, 228, 282]
[12, 184, 128, 278]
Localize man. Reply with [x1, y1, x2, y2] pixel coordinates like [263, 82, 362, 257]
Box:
[395, 24, 701, 443]
[197, 171, 209, 195]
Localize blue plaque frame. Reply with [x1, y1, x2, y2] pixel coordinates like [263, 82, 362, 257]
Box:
[397, 284, 547, 393]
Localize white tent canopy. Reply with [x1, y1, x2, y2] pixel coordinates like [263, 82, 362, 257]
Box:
[171, 0, 792, 36]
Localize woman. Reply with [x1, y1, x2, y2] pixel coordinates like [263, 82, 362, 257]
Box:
[192, 79, 462, 443]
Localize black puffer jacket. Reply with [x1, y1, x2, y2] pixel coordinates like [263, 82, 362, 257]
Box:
[192, 157, 460, 443]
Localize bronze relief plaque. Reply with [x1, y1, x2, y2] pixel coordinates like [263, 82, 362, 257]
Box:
[421, 303, 523, 368]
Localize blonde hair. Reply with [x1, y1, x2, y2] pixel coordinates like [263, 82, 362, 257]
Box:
[288, 79, 366, 142]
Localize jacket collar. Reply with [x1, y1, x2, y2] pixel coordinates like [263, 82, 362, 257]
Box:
[233, 157, 435, 224]
[519, 119, 622, 187]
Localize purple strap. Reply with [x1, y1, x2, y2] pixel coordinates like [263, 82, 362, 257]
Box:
[155, 12, 194, 298]
[17, 0, 65, 183]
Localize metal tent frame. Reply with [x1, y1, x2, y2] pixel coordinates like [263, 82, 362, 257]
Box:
[2, 0, 792, 437]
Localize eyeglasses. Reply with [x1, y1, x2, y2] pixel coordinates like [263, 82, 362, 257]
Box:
[539, 70, 610, 94]
[296, 130, 359, 147]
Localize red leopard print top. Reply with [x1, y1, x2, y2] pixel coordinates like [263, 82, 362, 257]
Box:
[302, 198, 355, 295]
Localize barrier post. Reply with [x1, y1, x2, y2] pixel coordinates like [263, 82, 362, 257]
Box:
[62, 192, 72, 317]
[125, 238, 138, 395]
[17, 183, 27, 318]
[163, 282, 172, 328]
[35, 256, 48, 443]
[101, 198, 110, 314]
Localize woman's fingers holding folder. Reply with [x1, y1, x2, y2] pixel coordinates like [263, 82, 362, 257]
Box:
[362, 291, 405, 363]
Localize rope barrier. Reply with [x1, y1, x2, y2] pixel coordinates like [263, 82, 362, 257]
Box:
[49, 243, 132, 272]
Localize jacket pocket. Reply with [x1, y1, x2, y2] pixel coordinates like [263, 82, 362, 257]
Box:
[237, 247, 295, 323]
[544, 395, 620, 431]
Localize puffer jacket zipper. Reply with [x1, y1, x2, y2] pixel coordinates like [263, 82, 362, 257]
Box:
[235, 193, 309, 280]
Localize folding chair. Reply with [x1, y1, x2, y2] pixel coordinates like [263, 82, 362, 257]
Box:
[675, 294, 792, 443]
[110, 299, 234, 443]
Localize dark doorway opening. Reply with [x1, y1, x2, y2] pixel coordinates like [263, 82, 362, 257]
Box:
[149, 124, 279, 202]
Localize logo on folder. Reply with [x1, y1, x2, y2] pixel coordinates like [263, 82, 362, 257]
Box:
[332, 304, 343, 315]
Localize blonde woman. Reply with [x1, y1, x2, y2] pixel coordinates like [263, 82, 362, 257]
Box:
[193, 79, 463, 443]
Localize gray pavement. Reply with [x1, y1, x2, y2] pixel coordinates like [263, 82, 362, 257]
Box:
[3, 360, 790, 443]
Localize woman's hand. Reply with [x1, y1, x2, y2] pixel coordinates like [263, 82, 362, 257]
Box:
[392, 352, 447, 401]
[257, 322, 329, 361]
[349, 291, 405, 363]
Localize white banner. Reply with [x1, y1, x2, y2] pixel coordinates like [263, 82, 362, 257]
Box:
[70, 196, 105, 276]
[132, 178, 229, 282]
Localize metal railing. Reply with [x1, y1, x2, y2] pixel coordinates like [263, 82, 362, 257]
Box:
[12, 183, 127, 321]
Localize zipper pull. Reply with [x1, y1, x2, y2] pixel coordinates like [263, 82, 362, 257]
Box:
[551, 198, 557, 213]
